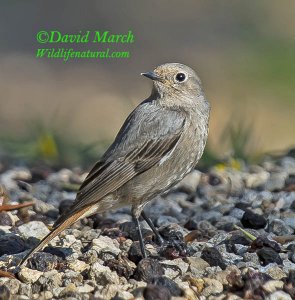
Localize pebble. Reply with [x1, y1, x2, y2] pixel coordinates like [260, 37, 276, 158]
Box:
[269, 219, 294, 235]
[18, 267, 43, 284]
[257, 247, 283, 265]
[91, 235, 121, 257]
[0, 212, 14, 226]
[241, 210, 267, 229]
[143, 284, 171, 300]
[202, 278, 223, 297]
[18, 221, 50, 240]
[0, 285, 10, 300]
[187, 257, 210, 277]
[262, 280, 284, 293]
[0, 234, 26, 256]
[161, 258, 189, 278]
[134, 258, 164, 282]
[27, 252, 58, 271]
[67, 259, 89, 273]
[150, 276, 183, 296]
[201, 247, 227, 270]
[88, 263, 120, 285]
[266, 290, 292, 300]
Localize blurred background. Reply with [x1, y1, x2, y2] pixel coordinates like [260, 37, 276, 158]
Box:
[0, 0, 294, 168]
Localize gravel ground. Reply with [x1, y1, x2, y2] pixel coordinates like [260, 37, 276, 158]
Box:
[0, 156, 295, 300]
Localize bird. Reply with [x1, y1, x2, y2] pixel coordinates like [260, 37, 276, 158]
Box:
[19, 62, 210, 266]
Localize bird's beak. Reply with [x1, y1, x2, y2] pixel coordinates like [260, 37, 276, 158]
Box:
[141, 71, 162, 81]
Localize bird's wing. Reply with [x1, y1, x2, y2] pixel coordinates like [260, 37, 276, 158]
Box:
[53, 102, 185, 227]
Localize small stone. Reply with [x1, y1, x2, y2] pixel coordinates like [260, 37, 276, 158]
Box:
[150, 276, 183, 296]
[105, 257, 136, 279]
[119, 221, 152, 241]
[81, 249, 99, 264]
[27, 252, 58, 271]
[202, 278, 223, 297]
[265, 172, 288, 191]
[262, 264, 286, 280]
[0, 212, 14, 226]
[62, 270, 83, 286]
[201, 247, 227, 270]
[241, 210, 267, 229]
[0, 278, 19, 295]
[0, 285, 10, 300]
[134, 258, 164, 282]
[18, 221, 50, 240]
[187, 257, 210, 277]
[211, 265, 241, 285]
[59, 283, 77, 298]
[143, 284, 171, 300]
[266, 290, 292, 300]
[161, 258, 189, 279]
[0, 234, 26, 256]
[257, 247, 283, 265]
[269, 219, 294, 235]
[284, 217, 295, 230]
[37, 270, 63, 289]
[67, 259, 89, 273]
[243, 252, 260, 264]
[245, 170, 270, 188]
[18, 267, 43, 283]
[128, 241, 151, 264]
[229, 208, 245, 220]
[18, 283, 32, 299]
[76, 283, 95, 294]
[262, 280, 284, 293]
[89, 262, 119, 285]
[113, 290, 134, 300]
[91, 235, 121, 257]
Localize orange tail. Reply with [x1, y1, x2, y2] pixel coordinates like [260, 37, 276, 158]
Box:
[19, 206, 91, 267]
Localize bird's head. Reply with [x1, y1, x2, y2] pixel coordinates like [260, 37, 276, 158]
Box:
[141, 63, 204, 100]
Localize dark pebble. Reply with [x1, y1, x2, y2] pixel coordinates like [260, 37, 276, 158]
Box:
[291, 200, 295, 210]
[143, 284, 171, 300]
[241, 210, 267, 229]
[201, 247, 226, 270]
[159, 224, 183, 242]
[250, 236, 281, 252]
[43, 246, 68, 259]
[58, 199, 74, 215]
[119, 221, 153, 241]
[228, 233, 251, 246]
[0, 212, 13, 226]
[284, 270, 295, 299]
[150, 276, 183, 296]
[0, 285, 10, 300]
[0, 234, 26, 256]
[128, 242, 152, 264]
[257, 247, 283, 266]
[134, 258, 164, 282]
[27, 252, 59, 271]
[105, 257, 135, 279]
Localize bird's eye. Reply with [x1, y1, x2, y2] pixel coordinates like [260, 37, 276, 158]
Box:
[175, 73, 186, 82]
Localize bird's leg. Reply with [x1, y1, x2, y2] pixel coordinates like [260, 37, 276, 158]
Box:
[132, 213, 147, 259]
[141, 211, 164, 245]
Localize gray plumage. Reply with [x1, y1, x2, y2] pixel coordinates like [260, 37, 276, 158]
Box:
[20, 62, 210, 266]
